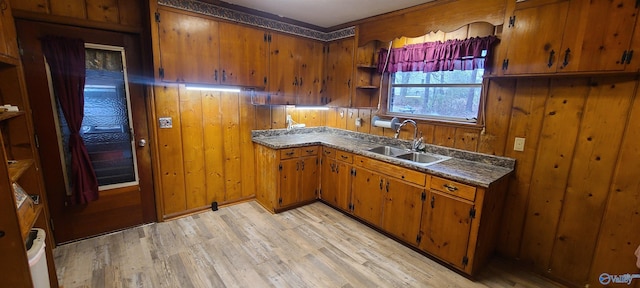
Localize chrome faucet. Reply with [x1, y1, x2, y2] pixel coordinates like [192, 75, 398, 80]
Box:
[395, 119, 424, 151]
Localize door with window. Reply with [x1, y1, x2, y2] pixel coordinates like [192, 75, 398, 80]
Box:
[16, 20, 156, 243]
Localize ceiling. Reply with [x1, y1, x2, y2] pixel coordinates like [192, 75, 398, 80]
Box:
[219, 0, 436, 28]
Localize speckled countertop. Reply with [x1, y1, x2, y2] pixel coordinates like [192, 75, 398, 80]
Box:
[252, 127, 515, 188]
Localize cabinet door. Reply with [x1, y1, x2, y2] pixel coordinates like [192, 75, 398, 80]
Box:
[334, 160, 352, 211]
[501, 1, 569, 75]
[351, 168, 383, 226]
[278, 159, 299, 207]
[297, 38, 324, 105]
[324, 37, 354, 106]
[300, 156, 319, 202]
[382, 178, 424, 244]
[420, 191, 474, 269]
[320, 157, 338, 206]
[268, 32, 298, 105]
[557, 0, 638, 72]
[157, 8, 219, 83]
[0, 0, 19, 59]
[219, 22, 268, 87]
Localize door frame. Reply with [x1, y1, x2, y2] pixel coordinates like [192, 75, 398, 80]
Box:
[16, 19, 157, 243]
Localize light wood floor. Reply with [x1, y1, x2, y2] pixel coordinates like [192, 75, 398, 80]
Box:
[53, 201, 567, 288]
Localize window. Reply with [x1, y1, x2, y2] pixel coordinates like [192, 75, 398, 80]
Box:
[388, 68, 484, 123]
[48, 44, 139, 193]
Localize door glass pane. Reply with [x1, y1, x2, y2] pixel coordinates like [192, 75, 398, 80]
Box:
[54, 45, 138, 190]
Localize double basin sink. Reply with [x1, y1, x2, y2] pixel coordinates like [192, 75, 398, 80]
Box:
[367, 146, 451, 166]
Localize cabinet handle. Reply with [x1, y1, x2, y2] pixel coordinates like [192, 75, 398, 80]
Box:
[336, 165, 339, 173]
[562, 48, 571, 67]
[293, 76, 298, 86]
[330, 163, 335, 172]
[324, 150, 331, 155]
[380, 179, 383, 190]
[386, 181, 390, 192]
[431, 195, 435, 208]
[296, 162, 299, 171]
[306, 149, 315, 153]
[214, 69, 218, 81]
[347, 79, 351, 88]
[547, 50, 555, 68]
[299, 77, 303, 86]
[340, 155, 348, 160]
[222, 70, 227, 82]
[443, 184, 458, 192]
[301, 161, 305, 171]
[286, 151, 295, 156]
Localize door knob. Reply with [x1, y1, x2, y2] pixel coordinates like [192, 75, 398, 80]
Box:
[138, 139, 146, 147]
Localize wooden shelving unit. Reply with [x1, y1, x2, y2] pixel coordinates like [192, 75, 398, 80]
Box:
[353, 40, 384, 108]
[0, 0, 58, 287]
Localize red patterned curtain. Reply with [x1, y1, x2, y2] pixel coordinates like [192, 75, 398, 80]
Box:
[378, 35, 499, 73]
[41, 36, 99, 205]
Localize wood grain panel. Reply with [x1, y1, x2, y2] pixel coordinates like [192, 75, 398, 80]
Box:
[9, 0, 49, 13]
[416, 123, 434, 144]
[117, 0, 142, 27]
[433, 126, 456, 148]
[357, 108, 371, 133]
[325, 108, 338, 128]
[478, 78, 516, 155]
[50, 0, 86, 19]
[497, 78, 549, 258]
[254, 106, 271, 130]
[519, 78, 589, 269]
[271, 106, 286, 129]
[154, 85, 186, 215]
[336, 107, 348, 129]
[239, 92, 256, 198]
[202, 91, 225, 205]
[549, 76, 635, 284]
[86, 0, 119, 23]
[346, 108, 358, 131]
[179, 88, 207, 209]
[453, 128, 479, 152]
[589, 83, 640, 286]
[299, 109, 325, 127]
[221, 92, 242, 201]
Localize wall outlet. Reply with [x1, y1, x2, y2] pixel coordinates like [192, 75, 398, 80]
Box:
[159, 117, 172, 129]
[514, 137, 525, 152]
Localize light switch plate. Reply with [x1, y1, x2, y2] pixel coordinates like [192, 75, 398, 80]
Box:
[514, 137, 525, 151]
[159, 117, 173, 129]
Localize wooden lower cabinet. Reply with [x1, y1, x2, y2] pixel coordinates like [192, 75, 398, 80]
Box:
[319, 148, 352, 211]
[258, 144, 508, 276]
[255, 144, 319, 212]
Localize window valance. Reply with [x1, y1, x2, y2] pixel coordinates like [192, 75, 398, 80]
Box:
[378, 35, 499, 73]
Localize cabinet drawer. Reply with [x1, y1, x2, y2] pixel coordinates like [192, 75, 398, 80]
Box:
[322, 147, 336, 158]
[336, 150, 353, 163]
[430, 176, 476, 201]
[280, 148, 300, 160]
[354, 155, 426, 186]
[300, 146, 318, 156]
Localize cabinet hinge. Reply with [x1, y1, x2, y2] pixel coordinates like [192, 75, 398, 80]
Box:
[421, 191, 426, 201]
[349, 203, 354, 211]
[264, 76, 268, 85]
[278, 163, 283, 171]
[278, 197, 282, 205]
[416, 234, 422, 245]
[462, 256, 469, 267]
[508, 15, 516, 28]
[268, 34, 272, 42]
[502, 59, 509, 70]
[319, 189, 322, 196]
[351, 168, 356, 176]
[626, 50, 634, 64]
[155, 12, 160, 23]
[159, 67, 165, 79]
[470, 207, 476, 219]
[264, 33, 267, 42]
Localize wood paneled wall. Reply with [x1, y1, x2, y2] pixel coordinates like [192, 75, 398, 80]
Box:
[152, 85, 256, 218]
[9, 0, 143, 28]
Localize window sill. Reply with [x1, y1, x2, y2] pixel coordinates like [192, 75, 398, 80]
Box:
[382, 112, 484, 130]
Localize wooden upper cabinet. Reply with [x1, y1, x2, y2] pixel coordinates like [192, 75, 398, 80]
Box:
[268, 32, 298, 105]
[502, 0, 639, 75]
[268, 33, 324, 105]
[157, 8, 220, 84]
[0, 0, 19, 61]
[297, 38, 324, 105]
[218, 22, 268, 87]
[558, 0, 638, 73]
[324, 37, 354, 107]
[501, 1, 569, 75]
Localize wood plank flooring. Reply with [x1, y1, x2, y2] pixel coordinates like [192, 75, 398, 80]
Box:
[53, 201, 567, 288]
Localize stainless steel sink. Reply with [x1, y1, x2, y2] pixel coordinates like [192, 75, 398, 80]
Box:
[396, 152, 451, 165]
[367, 146, 451, 166]
[367, 145, 409, 157]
